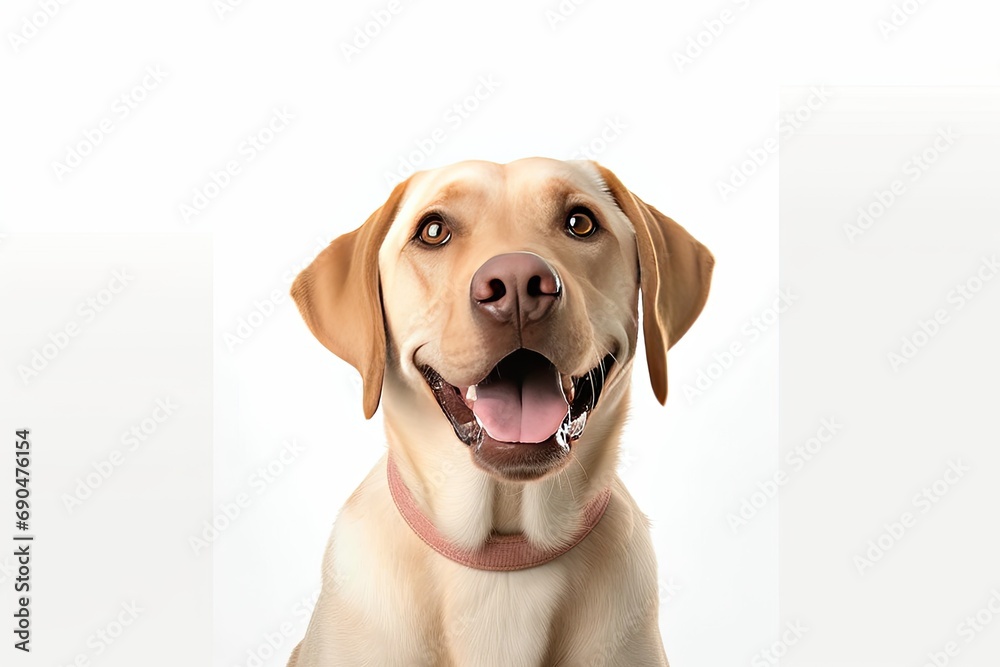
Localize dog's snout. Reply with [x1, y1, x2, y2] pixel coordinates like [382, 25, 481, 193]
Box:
[471, 252, 561, 326]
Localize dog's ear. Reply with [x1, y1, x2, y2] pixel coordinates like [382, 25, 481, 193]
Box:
[291, 179, 411, 419]
[593, 164, 714, 405]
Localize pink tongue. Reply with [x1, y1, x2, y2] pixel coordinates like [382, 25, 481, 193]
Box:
[472, 366, 569, 443]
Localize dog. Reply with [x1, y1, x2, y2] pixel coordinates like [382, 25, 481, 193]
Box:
[287, 158, 713, 666]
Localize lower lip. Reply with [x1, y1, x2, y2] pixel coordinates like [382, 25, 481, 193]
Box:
[471, 433, 571, 481]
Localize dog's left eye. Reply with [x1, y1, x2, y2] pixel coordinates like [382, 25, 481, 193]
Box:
[416, 217, 451, 247]
[566, 208, 598, 238]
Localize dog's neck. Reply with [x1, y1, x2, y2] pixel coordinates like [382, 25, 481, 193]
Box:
[385, 444, 616, 556]
[380, 366, 629, 559]
[386, 454, 611, 570]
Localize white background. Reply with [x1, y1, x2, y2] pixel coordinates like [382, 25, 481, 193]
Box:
[1, 1, 999, 666]
[781, 89, 1000, 666]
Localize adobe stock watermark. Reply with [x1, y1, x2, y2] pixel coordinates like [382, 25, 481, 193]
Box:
[213, 0, 249, 20]
[7, 0, 73, 53]
[51, 65, 168, 182]
[570, 575, 681, 663]
[224, 289, 287, 352]
[16, 269, 134, 385]
[544, 0, 589, 30]
[383, 75, 501, 187]
[843, 126, 958, 243]
[234, 588, 321, 667]
[877, 0, 931, 40]
[340, 0, 412, 63]
[853, 459, 969, 575]
[887, 254, 998, 372]
[178, 106, 294, 224]
[682, 288, 797, 404]
[727, 417, 843, 533]
[918, 588, 1000, 667]
[672, 0, 755, 74]
[55, 601, 143, 667]
[0, 555, 17, 586]
[189, 438, 306, 555]
[224, 236, 327, 351]
[751, 621, 809, 667]
[61, 397, 179, 513]
[716, 86, 831, 202]
[567, 117, 627, 161]
[617, 447, 638, 475]
[586, 598, 662, 666]
[417, 602, 493, 665]
[658, 577, 682, 605]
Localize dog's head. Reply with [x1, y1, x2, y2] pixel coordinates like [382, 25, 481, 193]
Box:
[293, 158, 713, 483]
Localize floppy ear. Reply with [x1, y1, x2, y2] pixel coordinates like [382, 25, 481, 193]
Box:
[594, 164, 714, 405]
[291, 179, 411, 419]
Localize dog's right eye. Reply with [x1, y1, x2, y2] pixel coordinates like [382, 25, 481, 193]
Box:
[566, 208, 598, 238]
[416, 216, 451, 247]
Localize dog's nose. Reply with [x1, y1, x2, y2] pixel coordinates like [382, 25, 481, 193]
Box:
[471, 252, 561, 326]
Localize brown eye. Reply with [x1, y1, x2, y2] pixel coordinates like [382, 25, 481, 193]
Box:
[566, 209, 597, 238]
[417, 217, 451, 246]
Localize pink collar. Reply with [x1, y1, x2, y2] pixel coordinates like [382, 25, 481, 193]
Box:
[387, 455, 612, 572]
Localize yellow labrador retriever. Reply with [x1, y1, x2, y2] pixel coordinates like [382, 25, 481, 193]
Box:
[288, 158, 713, 666]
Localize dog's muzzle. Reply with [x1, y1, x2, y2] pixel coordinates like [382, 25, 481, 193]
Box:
[419, 252, 617, 481]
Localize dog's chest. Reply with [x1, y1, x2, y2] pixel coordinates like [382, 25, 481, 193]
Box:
[436, 561, 569, 667]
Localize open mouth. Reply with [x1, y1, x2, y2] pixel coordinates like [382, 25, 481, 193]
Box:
[421, 349, 616, 480]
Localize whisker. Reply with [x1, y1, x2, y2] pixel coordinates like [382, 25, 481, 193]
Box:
[546, 474, 560, 503]
[569, 454, 589, 485]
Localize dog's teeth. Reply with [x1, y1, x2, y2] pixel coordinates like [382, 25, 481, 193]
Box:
[466, 385, 477, 401]
[561, 375, 574, 402]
